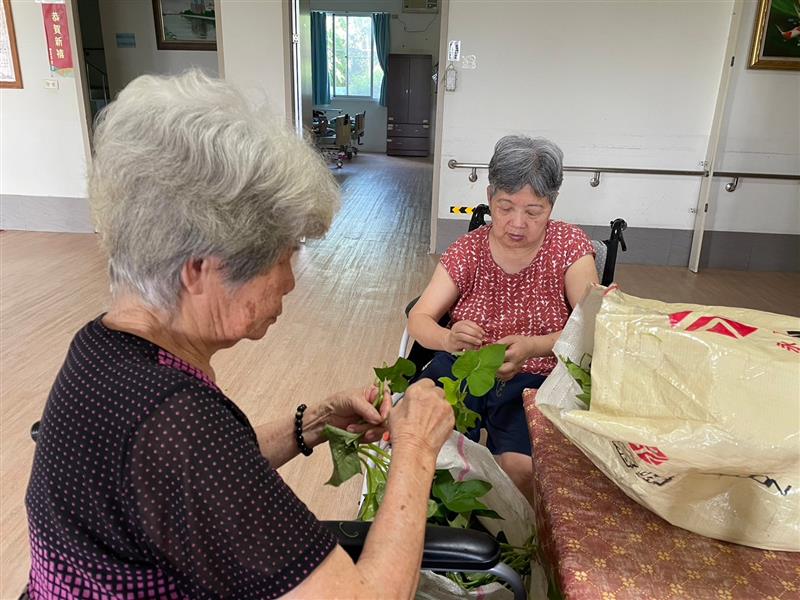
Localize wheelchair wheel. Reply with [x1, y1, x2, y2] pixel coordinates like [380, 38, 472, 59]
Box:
[336, 160, 343, 168]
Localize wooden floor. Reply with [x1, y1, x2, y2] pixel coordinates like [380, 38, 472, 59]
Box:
[1, 152, 798, 596]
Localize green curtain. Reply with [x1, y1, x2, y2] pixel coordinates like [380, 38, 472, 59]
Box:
[372, 13, 390, 107]
[311, 12, 330, 105]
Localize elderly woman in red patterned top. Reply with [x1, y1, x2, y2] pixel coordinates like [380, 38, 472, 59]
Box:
[408, 135, 598, 501]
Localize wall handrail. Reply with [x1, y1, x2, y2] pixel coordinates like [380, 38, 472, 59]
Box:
[446, 159, 800, 191]
[713, 171, 800, 180]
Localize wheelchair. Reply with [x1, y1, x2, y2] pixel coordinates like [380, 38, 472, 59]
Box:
[315, 112, 362, 169]
[399, 208, 628, 368]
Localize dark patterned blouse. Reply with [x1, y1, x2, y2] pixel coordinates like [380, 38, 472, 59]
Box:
[25, 317, 336, 599]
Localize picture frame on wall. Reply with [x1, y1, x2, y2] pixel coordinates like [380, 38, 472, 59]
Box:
[749, 0, 800, 70]
[1, 0, 23, 88]
[152, 0, 217, 51]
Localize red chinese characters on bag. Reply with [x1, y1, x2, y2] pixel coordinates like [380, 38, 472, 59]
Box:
[668, 311, 758, 339]
[628, 444, 670, 466]
[777, 341, 800, 354]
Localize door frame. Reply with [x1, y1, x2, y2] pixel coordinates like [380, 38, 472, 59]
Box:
[428, 0, 450, 254]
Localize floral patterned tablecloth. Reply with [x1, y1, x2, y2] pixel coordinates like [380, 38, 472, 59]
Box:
[523, 389, 800, 600]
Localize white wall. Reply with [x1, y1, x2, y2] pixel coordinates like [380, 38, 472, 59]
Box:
[706, 0, 800, 235]
[0, 1, 90, 209]
[310, 0, 440, 152]
[436, 1, 735, 231]
[98, 0, 218, 99]
[216, 0, 290, 119]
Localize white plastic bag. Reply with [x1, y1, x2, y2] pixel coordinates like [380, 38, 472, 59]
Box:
[537, 286, 800, 551]
[415, 431, 547, 600]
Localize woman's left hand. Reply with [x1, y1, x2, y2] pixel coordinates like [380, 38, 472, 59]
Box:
[324, 385, 391, 443]
[495, 335, 535, 381]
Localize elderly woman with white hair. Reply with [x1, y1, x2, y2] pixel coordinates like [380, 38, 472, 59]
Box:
[409, 135, 599, 501]
[24, 71, 453, 599]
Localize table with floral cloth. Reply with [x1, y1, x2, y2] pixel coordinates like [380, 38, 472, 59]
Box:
[523, 389, 800, 600]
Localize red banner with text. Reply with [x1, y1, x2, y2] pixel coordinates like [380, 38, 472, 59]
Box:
[41, 3, 73, 76]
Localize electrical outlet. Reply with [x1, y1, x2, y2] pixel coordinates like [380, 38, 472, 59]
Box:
[44, 79, 59, 90]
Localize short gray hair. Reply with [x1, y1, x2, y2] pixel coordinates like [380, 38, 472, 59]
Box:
[487, 135, 564, 205]
[89, 70, 339, 310]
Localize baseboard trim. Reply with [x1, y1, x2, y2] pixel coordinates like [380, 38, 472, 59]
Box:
[0, 194, 93, 233]
[434, 219, 799, 272]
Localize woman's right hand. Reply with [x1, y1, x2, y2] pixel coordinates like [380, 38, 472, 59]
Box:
[388, 379, 454, 458]
[443, 320, 485, 353]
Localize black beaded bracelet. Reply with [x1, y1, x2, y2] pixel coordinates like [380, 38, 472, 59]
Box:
[294, 404, 313, 456]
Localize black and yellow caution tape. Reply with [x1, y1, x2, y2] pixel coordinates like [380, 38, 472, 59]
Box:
[449, 206, 474, 214]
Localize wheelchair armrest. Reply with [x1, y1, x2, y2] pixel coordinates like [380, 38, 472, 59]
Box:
[321, 520, 501, 571]
[405, 296, 420, 317]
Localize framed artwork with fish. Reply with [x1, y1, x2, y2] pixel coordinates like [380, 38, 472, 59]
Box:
[152, 0, 216, 51]
[749, 0, 800, 69]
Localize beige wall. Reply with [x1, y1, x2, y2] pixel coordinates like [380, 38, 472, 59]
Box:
[705, 0, 800, 235]
[436, 0, 734, 232]
[0, 1, 89, 199]
[217, 0, 291, 119]
[98, 0, 219, 99]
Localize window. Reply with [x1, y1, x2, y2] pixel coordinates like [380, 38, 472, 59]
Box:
[326, 14, 384, 99]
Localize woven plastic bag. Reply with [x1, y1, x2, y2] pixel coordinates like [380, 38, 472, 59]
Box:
[536, 285, 800, 551]
[415, 431, 547, 600]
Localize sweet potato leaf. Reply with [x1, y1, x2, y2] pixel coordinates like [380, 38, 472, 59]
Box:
[323, 425, 363, 486]
[442, 345, 506, 433]
[452, 350, 479, 379]
[561, 354, 592, 408]
[472, 508, 502, 520]
[432, 473, 493, 514]
[462, 344, 507, 396]
[448, 513, 470, 529]
[455, 405, 481, 433]
[374, 357, 417, 394]
[438, 376, 460, 407]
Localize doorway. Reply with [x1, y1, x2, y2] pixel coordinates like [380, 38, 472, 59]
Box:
[289, 0, 447, 254]
[76, 0, 111, 124]
[72, 0, 221, 143]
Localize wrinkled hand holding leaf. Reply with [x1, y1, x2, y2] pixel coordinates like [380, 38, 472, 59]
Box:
[323, 357, 416, 487]
[324, 346, 508, 490]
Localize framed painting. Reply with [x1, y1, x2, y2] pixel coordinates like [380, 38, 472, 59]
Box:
[749, 0, 800, 69]
[0, 0, 23, 88]
[152, 0, 217, 51]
